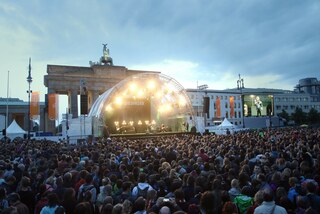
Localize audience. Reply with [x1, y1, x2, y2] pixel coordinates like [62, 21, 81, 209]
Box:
[0, 127, 319, 213]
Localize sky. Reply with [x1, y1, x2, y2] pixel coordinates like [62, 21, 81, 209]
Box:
[1, 0, 320, 108]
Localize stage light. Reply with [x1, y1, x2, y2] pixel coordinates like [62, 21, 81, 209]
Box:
[179, 95, 187, 106]
[138, 120, 142, 125]
[145, 120, 149, 125]
[147, 80, 156, 90]
[129, 121, 134, 126]
[158, 105, 164, 113]
[114, 121, 119, 126]
[115, 96, 122, 105]
[122, 120, 127, 125]
[137, 89, 144, 98]
[164, 104, 172, 112]
[105, 105, 112, 112]
[151, 120, 156, 125]
[129, 82, 137, 92]
[156, 91, 162, 98]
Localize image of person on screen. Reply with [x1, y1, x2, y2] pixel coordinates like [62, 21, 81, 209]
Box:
[254, 96, 263, 116]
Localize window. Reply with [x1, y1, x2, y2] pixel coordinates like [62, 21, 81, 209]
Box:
[226, 112, 229, 118]
[235, 111, 237, 118]
[276, 105, 281, 110]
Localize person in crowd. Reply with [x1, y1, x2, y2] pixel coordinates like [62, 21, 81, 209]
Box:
[60, 188, 77, 214]
[78, 174, 97, 203]
[228, 179, 241, 201]
[17, 176, 34, 213]
[40, 193, 61, 214]
[0, 187, 9, 211]
[303, 181, 320, 211]
[132, 173, 153, 200]
[7, 192, 29, 214]
[253, 188, 287, 214]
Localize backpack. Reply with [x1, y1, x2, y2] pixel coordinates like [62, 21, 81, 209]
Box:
[234, 195, 253, 214]
[137, 186, 149, 198]
[78, 184, 95, 202]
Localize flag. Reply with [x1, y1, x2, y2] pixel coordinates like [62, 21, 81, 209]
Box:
[216, 97, 221, 118]
[48, 94, 59, 120]
[230, 96, 235, 118]
[30, 91, 40, 119]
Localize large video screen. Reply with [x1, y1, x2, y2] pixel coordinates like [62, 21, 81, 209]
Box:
[243, 95, 273, 117]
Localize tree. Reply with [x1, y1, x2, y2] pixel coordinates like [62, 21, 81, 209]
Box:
[277, 110, 290, 122]
[307, 108, 320, 124]
[291, 107, 307, 125]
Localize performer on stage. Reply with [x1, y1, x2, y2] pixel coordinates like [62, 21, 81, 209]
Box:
[254, 96, 263, 117]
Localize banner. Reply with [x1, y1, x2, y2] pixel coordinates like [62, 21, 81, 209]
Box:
[30, 91, 40, 119]
[48, 94, 59, 120]
[230, 96, 234, 118]
[216, 97, 221, 118]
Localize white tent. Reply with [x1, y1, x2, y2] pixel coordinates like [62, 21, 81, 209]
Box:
[218, 118, 237, 128]
[5, 120, 26, 139]
[6, 120, 26, 134]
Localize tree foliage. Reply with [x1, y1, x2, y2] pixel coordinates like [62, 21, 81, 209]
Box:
[307, 108, 320, 124]
[277, 109, 290, 122]
[291, 107, 307, 125]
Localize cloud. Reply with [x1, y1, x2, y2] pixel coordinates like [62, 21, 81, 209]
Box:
[0, 0, 319, 105]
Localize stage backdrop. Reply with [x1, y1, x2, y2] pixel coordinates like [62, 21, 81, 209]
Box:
[105, 98, 151, 133]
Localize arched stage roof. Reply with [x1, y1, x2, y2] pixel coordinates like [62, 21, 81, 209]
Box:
[89, 73, 195, 135]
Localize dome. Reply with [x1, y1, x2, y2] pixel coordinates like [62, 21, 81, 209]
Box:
[89, 73, 195, 136]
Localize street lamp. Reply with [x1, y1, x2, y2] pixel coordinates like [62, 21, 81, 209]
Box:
[197, 84, 208, 116]
[237, 74, 245, 128]
[26, 58, 32, 140]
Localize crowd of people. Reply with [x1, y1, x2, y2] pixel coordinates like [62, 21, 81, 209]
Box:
[0, 127, 320, 214]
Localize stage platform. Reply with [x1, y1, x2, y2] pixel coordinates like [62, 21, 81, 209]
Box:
[109, 131, 192, 139]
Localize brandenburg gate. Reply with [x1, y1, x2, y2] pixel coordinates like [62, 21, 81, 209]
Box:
[44, 45, 156, 132]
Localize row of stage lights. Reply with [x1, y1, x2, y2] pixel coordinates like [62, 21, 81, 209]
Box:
[114, 120, 156, 126]
[105, 80, 187, 113]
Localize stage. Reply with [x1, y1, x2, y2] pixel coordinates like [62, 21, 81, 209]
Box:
[109, 131, 193, 139]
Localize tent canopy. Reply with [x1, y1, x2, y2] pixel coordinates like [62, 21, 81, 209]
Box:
[218, 118, 237, 128]
[6, 120, 26, 134]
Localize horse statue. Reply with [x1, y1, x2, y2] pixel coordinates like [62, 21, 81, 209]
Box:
[100, 44, 113, 65]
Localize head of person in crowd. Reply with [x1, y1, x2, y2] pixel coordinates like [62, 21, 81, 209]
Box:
[200, 191, 218, 214]
[133, 197, 146, 214]
[222, 201, 238, 214]
[74, 202, 92, 214]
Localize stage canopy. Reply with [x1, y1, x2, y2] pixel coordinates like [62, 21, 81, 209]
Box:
[89, 73, 195, 135]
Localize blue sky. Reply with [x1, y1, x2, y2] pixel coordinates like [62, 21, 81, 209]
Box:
[1, 0, 320, 105]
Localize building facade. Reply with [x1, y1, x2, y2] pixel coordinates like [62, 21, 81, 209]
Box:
[186, 77, 320, 128]
[186, 89, 243, 127]
[0, 98, 45, 132]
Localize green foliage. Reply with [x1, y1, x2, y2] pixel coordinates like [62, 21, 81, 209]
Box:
[307, 108, 320, 124]
[291, 107, 307, 125]
[277, 109, 290, 123]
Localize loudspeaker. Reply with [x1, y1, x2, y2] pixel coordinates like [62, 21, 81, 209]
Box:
[203, 97, 210, 117]
[45, 94, 48, 111]
[80, 95, 88, 115]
